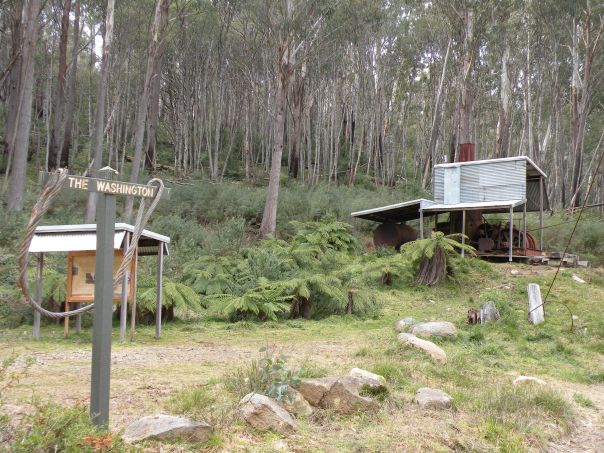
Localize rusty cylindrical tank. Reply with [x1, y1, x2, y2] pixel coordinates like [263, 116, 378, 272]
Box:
[373, 223, 417, 250]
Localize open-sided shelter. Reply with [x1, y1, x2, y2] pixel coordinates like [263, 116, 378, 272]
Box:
[27, 223, 170, 339]
[352, 155, 549, 261]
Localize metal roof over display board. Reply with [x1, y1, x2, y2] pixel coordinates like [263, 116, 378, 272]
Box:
[29, 223, 169, 256]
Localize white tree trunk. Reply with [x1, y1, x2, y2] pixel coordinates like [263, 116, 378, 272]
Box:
[7, 0, 41, 211]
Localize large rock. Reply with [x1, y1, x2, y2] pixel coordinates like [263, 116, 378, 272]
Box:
[123, 414, 212, 443]
[415, 387, 453, 409]
[319, 376, 380, 414]
[277, 387, 313, 417]
[348, 368, 386, 385]
[239, 393, 297, 434]
[527, 283, 545, 325]
[298, 377, 337, 407]
[411, 321, 457, 340]
[480, 301, 500, 322]
[394, 317, 418, 333]
[398, 333, 447, 364]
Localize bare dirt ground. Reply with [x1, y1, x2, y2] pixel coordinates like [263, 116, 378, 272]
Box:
[4, 338, 358, 431]
[3, 336, 603, 452]
[548, 381, 604, 453]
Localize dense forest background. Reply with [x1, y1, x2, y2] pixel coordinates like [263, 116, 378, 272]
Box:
[1, 0, 603, 221]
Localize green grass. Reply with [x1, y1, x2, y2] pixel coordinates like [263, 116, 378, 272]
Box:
[1, 263, 603, 452]
[572, 392, 595, 408]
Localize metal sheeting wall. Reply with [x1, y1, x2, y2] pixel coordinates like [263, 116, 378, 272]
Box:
[434, 167, 444, 203]
[459, 160, 526, 203]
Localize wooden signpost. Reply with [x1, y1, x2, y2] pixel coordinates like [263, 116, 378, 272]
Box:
[52, 167, 166, 426]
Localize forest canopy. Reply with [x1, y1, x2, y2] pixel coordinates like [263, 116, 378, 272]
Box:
[1, 0, 603, 223]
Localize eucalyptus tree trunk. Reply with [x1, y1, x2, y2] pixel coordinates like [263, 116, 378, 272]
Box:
[570, 11, 603, 208]
[60, 0, 81, 168]
[48, 0, 71, 170]
[260, 35, 292, 237]
[7, 0, 40, 211]
[422, 38, 451, 188]
[458, 8, 473, 148]
[2, 0, 23, 176]
[85, 0, 115, 222]
[289, 60, 306, 178]
[495, 43, 511, 158]
[124, 0, 171, 221]
[144, 0, 170, 171]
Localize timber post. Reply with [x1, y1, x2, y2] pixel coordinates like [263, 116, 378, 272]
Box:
[90, 167, 117, 426]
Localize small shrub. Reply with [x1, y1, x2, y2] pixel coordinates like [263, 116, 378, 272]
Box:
[572, 393, 595, 408]
[225, 348, 301, 401]
[11, 402, 131, 453]
[476, 384, 573, 434]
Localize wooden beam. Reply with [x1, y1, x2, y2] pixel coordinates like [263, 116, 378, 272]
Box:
[129, 248, 138, 342]
[33, 253, 43, 340]
[155, 243, 164, 339]
[119, 233, 129, 342]
[509, 206, 513, 262]
[539, 177, 544, 250]
[461, 210, 466, 258]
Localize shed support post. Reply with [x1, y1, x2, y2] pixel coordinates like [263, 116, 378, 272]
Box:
[75, 304, 81, 333]
[461, 210, 466, 258]
[119, 233, 129, 342]
[129, 249, 138, 342]
[539, 177, 544, 250]
[523, 202, 527, 255]
[90, 179, 116, 426]
[33, 253, 43, 340]
[64, 303, 69, 337]
[509, 206, 513, 262]
[155, 243, 164, 339]
[419, 210, 424, 239]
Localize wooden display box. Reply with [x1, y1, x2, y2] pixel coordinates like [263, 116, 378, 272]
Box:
[66, 251, 136, 304]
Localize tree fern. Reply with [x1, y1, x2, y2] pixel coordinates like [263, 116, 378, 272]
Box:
[401, 232, 476, 286]
[41, 269, 66, 306]
[137, 277, 205, 315]
[290, 220, 359, 254]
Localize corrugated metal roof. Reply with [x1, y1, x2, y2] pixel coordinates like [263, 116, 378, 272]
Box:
[351, 199, 436, 222]
[30, 231, 126, 253]
[434, 156, 546, 178]
[34, 223, 170, 244]
[29, 223, 170, 255]
[421, 199, 526, 213]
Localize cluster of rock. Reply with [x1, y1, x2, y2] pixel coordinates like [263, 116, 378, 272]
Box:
[395, 318, 457, 364]
[238, 368, 386, 435]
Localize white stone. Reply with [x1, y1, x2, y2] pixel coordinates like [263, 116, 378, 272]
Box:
[411, 321, 457, 340]
[348, 368, 386, 385]
[414, 387, 453, 409]
[527, 283, 545, 324]
[571, 274, 586, 284]
[123, 414, 212, 443]
[398, 333, 447, 364]
[513, 376, 546, 386]
[394, 317, 418, 332]
[239, 393, 297, 434]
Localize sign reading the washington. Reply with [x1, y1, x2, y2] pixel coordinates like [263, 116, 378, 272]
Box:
[65, 175, 157, 198]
